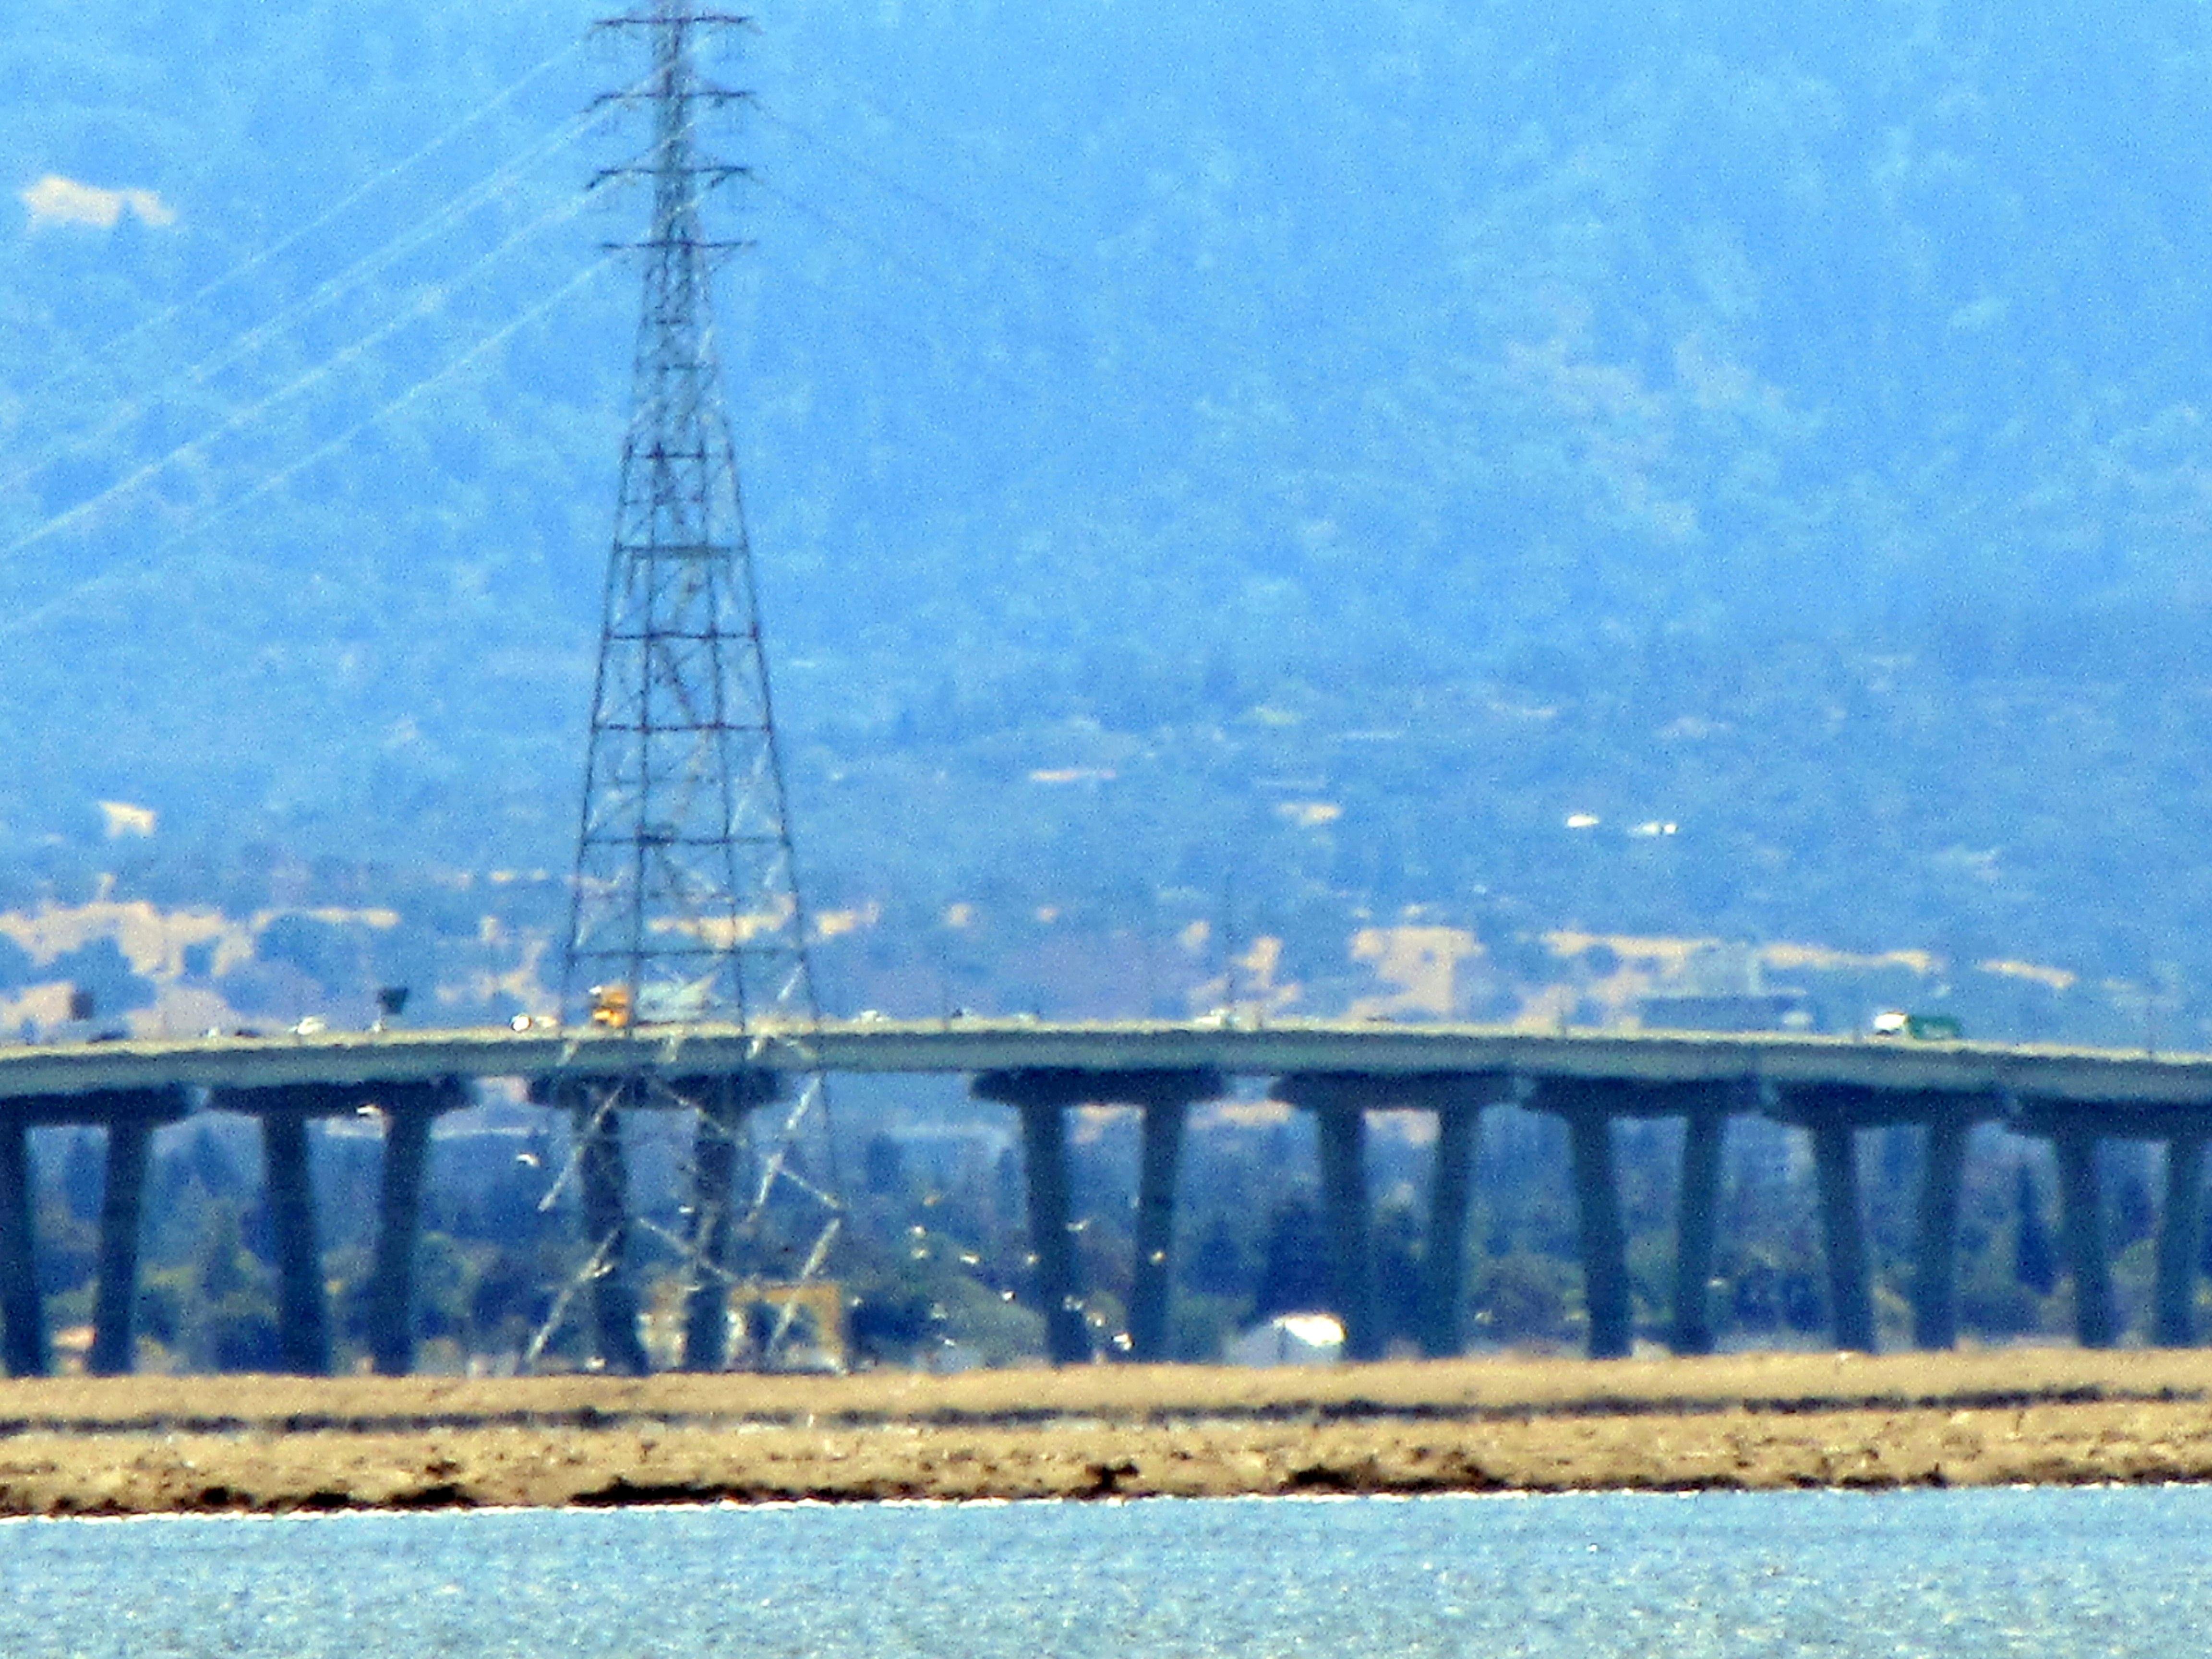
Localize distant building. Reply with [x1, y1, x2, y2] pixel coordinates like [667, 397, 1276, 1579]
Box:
[1226, 1312, 1344, 1367]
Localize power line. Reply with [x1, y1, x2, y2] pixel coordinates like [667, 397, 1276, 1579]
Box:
[745, 176, 1089, 408]
[747, 94, 1340, 421]
[741, 131, 1311, 435]
[0, 251, 620, 642]
[5, 36, 591, 417]
[751, 100, 1076, 279]
[0, 180, 609, 570]
[0, 165, 729, 625]
[0, 63, 647, 505]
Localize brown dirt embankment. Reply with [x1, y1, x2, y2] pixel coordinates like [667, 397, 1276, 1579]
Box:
[5, 1348, 2212, 1515]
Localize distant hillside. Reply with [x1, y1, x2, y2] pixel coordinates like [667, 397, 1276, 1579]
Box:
[3, 3, 2212, 1043]
[0, 869, 2122, 1055]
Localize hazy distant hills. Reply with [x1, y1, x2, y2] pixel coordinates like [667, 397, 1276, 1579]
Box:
[4, 1, 2212, 1041]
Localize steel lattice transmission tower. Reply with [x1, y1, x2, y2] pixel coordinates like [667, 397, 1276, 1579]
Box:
[545, 2, 840, 1376]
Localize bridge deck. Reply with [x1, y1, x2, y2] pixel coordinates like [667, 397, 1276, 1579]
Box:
[0, 1018, 2204, 1108]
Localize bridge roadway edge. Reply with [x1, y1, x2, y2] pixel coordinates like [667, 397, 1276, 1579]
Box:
[5, 1019, 2212, 1104]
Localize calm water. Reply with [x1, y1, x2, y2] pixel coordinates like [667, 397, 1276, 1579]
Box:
[0, 1487, 2204, 1657]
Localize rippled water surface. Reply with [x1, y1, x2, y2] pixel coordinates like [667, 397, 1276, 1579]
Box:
[2, 1487, 2206, 1656]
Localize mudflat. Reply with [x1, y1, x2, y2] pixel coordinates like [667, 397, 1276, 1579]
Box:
[3, 1348, 2212, 1514]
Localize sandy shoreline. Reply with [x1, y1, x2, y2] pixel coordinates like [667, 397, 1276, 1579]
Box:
[4, 1350, 2212, 1515]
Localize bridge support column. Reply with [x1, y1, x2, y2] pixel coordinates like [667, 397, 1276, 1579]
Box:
[1534, 1079, 1748, 1360]
[1313, 1103, 1379, 1361]
[1281, 1072, 1506, 1363]
[1811, 1122, 1875, 1352]
[1419, 1103, 1480, 1358]
[217, 1082, 437, 1375]
[976, 1070, 1223, 1368]
[0, 1118, 45, 1377]
[1017, 1102, 1088, 1364]
[1673, 1110, 1726, 1356]
[1273, 1075, 1405, 1362]
[1911, 1114, 1969, 1351]
[367, 1104, 435, 1377]
[1529, 1080, 1746, 1359]
[1565, 1111, 1632, 1359]
[1775, 1085, 1999, 1356]
[2054, 1128, 2116, 1349]
[2155, 1133, 2207, 1348]
[89, 1118, 152, 1376]
[679, 1074, 779, 1372]
[263, 1115, 330, 1375]
[1130, 1099, 1187, 1363]
[575, 1089, 649, 1375]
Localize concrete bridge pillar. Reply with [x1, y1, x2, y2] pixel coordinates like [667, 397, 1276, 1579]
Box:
[367, 1108, 433, 1376]
[1313, 1102, 1377, 1361]
[89, 1118, 151, 1376]
[973, 1071, 1088, 1365]
[676, 1072, 781, 1372]
[1673, 1109, 1728, 1357]
[524, 1076, 650, 1374]
[686, 1096, 741, 1370]
[364, 1081, 469, 1377]
[2155, 1133, 2207, 1348]
[1268, 1082, 1376, 1360]
[1420, 1102, 1480, 1359]
[1118, 1073, 1225, 1362]
[1017, 1100, 1087, 1363]
[2015, 1098, 2187, 1350]
[0, 1115, 45, 1377]
[1567, 1111, 1631, 1358]
[261, 1115, 330, 1375]
[1521, 1078, 1631, 1359]
[1770, 1085, 1998, 1355]
[1272, 1074, 1389, 1362]
[1407, 1074, 1516, 1360]
[1912, 1112, 1971, 1352]
[2053, 1128, 2117, 1349]
[220, 1081, 469, 1377]
[1809, 1121, 1875, 1352]
[681, 1097, 743, 1371]
[1531, 1079, 1747, 1360]
[976, 1069, 1222, 1367]
[1130, 1097, 1187, 1363]
[87, 1089, 189, 1377]
[1273, 1072, 1516, 1362]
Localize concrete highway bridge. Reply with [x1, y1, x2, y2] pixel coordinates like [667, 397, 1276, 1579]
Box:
[2, 1017, 2210, 1377]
